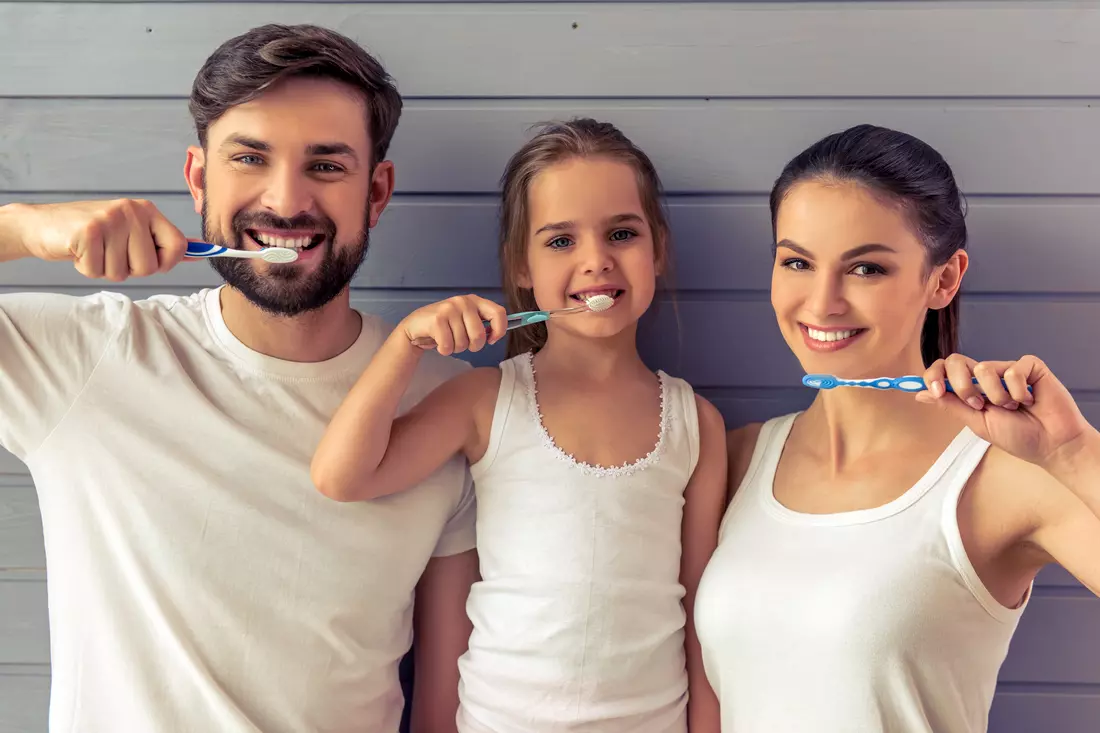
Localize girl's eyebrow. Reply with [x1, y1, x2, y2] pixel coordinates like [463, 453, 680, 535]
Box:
[534, 212, 644, 236]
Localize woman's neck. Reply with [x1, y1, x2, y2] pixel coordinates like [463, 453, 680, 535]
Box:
[798, 353, 963, 475]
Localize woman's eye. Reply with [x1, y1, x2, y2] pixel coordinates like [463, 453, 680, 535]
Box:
[852, 263, 886, 277]
[781, 258, 810, 271]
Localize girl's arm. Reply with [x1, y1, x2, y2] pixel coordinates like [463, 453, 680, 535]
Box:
[920, 354, 1100, 597]
[311, 294, 507, 502]
[680, 395, 728, 732]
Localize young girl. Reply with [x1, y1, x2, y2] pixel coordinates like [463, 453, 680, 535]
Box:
[312, 118, 726, 732]
[694, 124, 1100, 732]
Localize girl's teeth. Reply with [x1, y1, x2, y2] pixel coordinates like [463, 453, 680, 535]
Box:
[807, 328, 859, 342]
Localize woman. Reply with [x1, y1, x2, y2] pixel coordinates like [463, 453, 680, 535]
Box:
[694, 123, 1100, 732]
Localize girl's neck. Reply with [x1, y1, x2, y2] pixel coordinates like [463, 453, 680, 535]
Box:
[532, 325, 650, 382]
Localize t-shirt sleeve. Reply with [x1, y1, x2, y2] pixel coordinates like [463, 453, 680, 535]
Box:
[0, 290, 130, 460]
[432, 464, 477, 557]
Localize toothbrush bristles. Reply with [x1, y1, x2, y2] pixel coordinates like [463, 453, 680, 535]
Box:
[584, 294, 614, 312]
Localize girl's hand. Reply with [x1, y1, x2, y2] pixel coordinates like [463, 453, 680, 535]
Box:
[917, 353, 1094, 470]
[400, 294, 509, 356]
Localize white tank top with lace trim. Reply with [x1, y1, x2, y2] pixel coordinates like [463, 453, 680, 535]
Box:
[456, 351, 701, 733]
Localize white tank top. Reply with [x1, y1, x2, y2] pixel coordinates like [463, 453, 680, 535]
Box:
[456, 352, 700, 732]
[694, 412, 1030, 733]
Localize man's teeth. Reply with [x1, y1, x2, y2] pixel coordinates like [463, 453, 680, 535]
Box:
[807, 327, 860, 342]
[252, 232, 315, 249]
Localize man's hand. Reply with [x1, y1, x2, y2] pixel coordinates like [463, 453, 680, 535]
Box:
[0, 199, 190, 280]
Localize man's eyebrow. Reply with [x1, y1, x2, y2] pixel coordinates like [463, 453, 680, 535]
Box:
[307, 143, 359, 162]
[220, 135, 270, 152]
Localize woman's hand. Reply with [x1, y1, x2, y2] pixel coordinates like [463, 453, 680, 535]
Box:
[918, 353, 1095, 470]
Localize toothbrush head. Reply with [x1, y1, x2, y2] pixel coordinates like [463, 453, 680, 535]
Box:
[260, 247, 299, 264]
[584, 294, 615, 312]
[802, 374, 839, 389]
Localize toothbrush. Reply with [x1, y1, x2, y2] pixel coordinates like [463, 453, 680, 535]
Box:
[410, 293, 615, 349]
[185, 240, 299, 264]
[802, 373, 1032, 395]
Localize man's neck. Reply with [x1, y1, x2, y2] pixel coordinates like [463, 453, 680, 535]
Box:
[219, 286, 362, 363]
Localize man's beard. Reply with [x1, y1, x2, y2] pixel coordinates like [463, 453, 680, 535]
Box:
[200, 195, 369, 317]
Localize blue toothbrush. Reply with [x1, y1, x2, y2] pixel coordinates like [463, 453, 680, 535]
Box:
[185, 240, 299, 263]
[802, 374, 1032, 395]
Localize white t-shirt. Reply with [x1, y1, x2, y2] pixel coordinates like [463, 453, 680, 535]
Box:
[0, 286, 476, 733]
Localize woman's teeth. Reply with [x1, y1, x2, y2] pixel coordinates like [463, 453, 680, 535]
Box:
[807, 327, 860, 342]
[252, 232, 315, 250]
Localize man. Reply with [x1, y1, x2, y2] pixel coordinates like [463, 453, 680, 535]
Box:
[0, 23, 476, 733]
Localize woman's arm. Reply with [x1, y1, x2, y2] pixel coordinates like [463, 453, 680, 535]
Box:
[680, 395, 728, 732]
[921, 353, 1100, 596]
[311, 294, 506, 501]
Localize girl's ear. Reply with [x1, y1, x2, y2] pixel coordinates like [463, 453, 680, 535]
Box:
[516, 266, 533, 289]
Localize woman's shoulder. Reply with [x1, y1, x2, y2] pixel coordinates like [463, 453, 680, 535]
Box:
[727, 422, 765, 490]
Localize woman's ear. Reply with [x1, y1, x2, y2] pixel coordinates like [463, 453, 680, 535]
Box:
[928, 249, 968, 310]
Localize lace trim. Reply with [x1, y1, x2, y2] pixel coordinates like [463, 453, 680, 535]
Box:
[519, 351, 670, 477]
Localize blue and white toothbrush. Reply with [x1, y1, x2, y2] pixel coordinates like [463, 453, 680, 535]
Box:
[185, 240, 299, 264]
[802, 373, 1031, 395]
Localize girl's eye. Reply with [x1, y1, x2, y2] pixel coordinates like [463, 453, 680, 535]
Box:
[851, 263, 887, 277]
[609, 229, 636, 242]
[547, 236, 573, 250]
[781, 258, 811, 271]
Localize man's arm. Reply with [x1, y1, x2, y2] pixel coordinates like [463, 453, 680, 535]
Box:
[0, 199, 187, 275]
[408, 548, 479, 733]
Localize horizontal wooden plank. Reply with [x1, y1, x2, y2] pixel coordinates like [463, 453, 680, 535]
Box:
[8, 99, 1100, 196]
[5, 3, 1100, 97]
[0, 581, 49, 664]
[989, 690, 1100, 733]
[1000, 595, 1100, 684]
[4, 194, 1100, 295]
[0, 666, 48, 733]
[0, 485, 42, 568]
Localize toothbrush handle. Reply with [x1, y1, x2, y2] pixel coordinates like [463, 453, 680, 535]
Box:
[408, 311, 549, 350]
[185, 241, 228, 258]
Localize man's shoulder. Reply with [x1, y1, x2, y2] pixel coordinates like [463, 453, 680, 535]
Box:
[361, 312, 473, 389]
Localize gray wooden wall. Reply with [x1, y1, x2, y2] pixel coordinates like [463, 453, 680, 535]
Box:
[2, 1, 1099, 730]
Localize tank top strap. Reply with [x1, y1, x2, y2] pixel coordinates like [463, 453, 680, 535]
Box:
[469, 354, 522, 477]
[658, 371, 701, 477]
[718, 412, 799, 539]
[936, 429, 1032, 622]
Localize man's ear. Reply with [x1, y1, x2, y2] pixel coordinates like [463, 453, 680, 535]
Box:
[184, 146, 206, 215]
[367, 160, 396, 228]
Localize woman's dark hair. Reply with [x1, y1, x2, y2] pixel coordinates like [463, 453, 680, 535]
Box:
[768, 124, 966, 366]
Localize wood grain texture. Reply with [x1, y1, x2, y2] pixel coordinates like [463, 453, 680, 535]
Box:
[9, 99, 1100, 195]
[0, 666, 49, 733]
[5, 3, 1100, 97]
